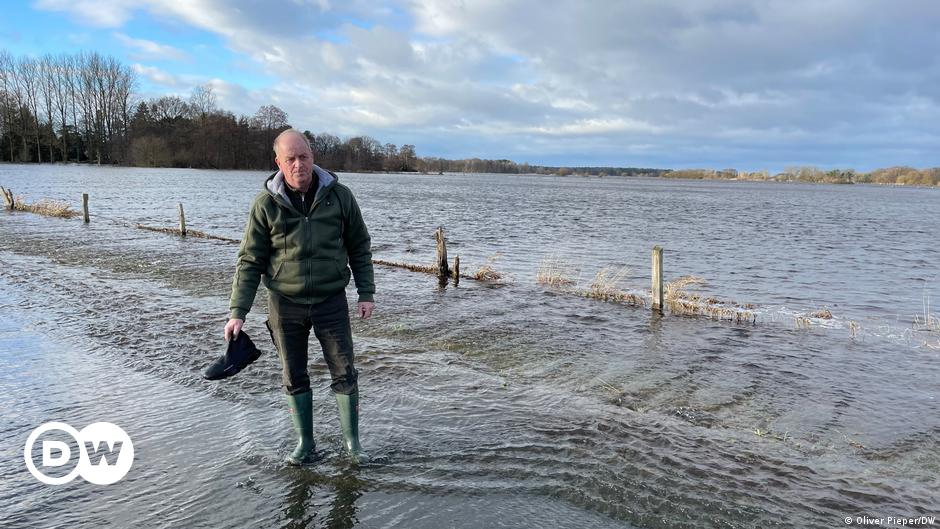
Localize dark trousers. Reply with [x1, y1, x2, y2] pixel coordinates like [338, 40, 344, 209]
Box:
[265, 290, 358, 396]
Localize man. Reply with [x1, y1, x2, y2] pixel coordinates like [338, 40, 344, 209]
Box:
[224, 129, 375, 465]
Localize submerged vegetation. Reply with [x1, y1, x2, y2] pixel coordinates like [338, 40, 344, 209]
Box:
[913, 295, 940, 333]
[536, 257, 645, 306]
[584, 267, 646, 306]
[535, 255, 577, 287]
[11, 195, 77, 218]
[664, 276, 757, 323]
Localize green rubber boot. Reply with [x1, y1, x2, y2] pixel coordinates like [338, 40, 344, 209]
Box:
[285, 391, 317, 465]
[335, 391, 368, 465]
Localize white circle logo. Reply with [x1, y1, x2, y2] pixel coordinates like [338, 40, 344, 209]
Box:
[24, 421, 134, 485]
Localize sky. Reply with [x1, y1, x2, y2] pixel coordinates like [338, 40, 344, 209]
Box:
[1, 0, 939, 171]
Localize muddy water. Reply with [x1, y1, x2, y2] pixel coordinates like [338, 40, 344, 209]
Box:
[0, 164, 937, 529]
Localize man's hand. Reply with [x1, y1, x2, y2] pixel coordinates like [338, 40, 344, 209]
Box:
[357, 301, 375, 319]
[224, 318, 244, 341]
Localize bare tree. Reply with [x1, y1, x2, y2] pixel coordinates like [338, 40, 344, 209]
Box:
[17, 56, 42, 162]
[189, 84, 217, 118]
[0, 50, 20, 161]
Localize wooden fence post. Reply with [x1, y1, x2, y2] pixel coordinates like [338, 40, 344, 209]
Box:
[434, 227, 449, 280]
[652, 246, 664, 313]
[82, 193, 89, 223]
[453, 255, 460, 285]
[178, 203, 186, 236]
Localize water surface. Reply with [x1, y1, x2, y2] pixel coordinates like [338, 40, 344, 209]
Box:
[0, 164, 937, 528]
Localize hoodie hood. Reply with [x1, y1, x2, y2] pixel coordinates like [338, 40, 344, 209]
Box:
[265, 164, 337, 209]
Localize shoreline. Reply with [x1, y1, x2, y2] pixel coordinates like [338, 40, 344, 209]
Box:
[2, 160, 939, 189]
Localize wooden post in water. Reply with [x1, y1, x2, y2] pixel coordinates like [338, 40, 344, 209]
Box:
[82, 193, 89, 223]
[178, 203, 187, 236]
[434, 227, 449, 281]
[651, 245, 664, 313]
[453, 255, 460, 285]
[1, 186, 13, 210]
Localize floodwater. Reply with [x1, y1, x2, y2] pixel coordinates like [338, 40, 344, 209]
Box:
[0, 164, 937, 529]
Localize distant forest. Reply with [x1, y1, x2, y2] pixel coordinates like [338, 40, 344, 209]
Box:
[1, 49, 937, 186]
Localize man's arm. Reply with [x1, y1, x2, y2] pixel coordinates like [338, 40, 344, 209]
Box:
[342, 190, 375, 305]
[229, 198, 272, 321]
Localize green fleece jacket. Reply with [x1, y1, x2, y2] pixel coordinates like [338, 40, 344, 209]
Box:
[229, 166, 374, 320]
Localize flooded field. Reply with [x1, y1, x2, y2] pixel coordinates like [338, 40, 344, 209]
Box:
[0, 164, 937, 528]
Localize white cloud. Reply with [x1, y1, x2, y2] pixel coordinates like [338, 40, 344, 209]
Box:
[34, 0, 137, 27]
[130, 63, 182, 87]
[114, 33, 189, 61]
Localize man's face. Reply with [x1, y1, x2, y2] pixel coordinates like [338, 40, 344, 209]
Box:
[275, 134, 314, 192]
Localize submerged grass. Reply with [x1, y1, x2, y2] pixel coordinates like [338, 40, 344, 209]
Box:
[134, 224, 240, 243]
[373, 259, 438, 275]
[665, 275, 756, 323]
[536, 255, 577, 287]
[913, 294, 940, 333]
[583, 266, 646, 306]
[12, 196, 78, 218]
[473, 253, 508, 282]
[473, 264, 503, 281]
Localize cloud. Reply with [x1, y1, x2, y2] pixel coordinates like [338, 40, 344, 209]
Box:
[34, 0, 138, 27]
[32, 0, 940, 169]
[130, 63, 182, 87]
[114, 33, 189, 61]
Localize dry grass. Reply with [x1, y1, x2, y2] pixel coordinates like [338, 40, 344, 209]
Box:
[913, 294, 940, 333]
[795, 316, 813, 329]
[536, 255, 576, 287]
[580, 266, 646, 306]
[13, 196, 78, 218]
[849, 320, 860, 339]
[372, 258, 438, 274]
[135, 224, 240, 243]
[664, 275, 756, 322]
[473, 253, 507, 282]
[473, 264, 503, 281]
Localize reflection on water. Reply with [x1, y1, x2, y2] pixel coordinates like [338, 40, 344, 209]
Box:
[0, 164, 938, 528]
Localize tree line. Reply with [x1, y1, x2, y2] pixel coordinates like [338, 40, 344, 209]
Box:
[662, 166, 940, 186]
[0, 49, 423, 171]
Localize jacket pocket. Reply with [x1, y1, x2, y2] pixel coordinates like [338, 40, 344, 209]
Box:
[269, 260, 305, 297]
[269, 260, 284, 280]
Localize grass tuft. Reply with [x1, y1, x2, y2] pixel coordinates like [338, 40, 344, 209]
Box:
[473, 264, 503, 281]
[13, 196, 78, 218]
[582, 266, 646, 305]
[913, 294, 940, 333]
[536, 255, 576, 287]
[135, 224, 240, 243]
[665, 275, 756, 322]
[473, 253, 507, 282]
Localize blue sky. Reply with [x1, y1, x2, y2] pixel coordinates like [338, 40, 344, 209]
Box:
[2, 0, 939, 171]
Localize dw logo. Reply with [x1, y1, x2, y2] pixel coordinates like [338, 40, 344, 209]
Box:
[23, 422, 134, 485]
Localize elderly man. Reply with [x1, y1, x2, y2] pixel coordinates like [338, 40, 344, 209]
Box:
[224, 129, 375, 465]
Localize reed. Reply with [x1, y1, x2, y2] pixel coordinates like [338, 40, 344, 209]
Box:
[582, 266, 646, 306]
[536, 255, 576, 287]
[372, 259, 438, 274]
[12, 196, 78, 218]
[135, 224, 240, 243]
[664, 275, 756, 322]
[473, 264, 503, 281]
[473, 253, 507, 282]
[913, 294, 940, 333]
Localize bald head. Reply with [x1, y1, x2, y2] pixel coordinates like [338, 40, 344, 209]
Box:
[273, 129, 312, 157]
